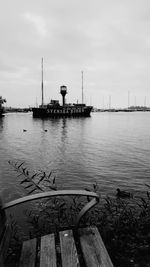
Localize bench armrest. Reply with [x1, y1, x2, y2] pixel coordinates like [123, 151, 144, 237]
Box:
[3, 190, 99, 227]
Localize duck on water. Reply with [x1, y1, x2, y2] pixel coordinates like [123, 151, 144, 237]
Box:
[116, 188, 133, 198]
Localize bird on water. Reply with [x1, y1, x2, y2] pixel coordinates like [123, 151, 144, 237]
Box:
[116, 188, 133, 198]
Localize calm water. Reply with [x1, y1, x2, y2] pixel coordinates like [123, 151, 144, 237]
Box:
[0, 111, 150, 203]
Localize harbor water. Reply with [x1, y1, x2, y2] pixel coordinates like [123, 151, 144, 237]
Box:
[0, 111, 150, 203]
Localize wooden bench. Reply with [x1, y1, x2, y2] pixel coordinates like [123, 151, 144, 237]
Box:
[0, 190, 114, 267]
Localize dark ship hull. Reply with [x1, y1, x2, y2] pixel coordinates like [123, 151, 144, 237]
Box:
[32, 104, 92, 118]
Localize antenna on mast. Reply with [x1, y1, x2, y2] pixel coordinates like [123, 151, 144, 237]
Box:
[144, 96, 146, 107]
[128, 91, 130, 108]
[41, 58, 44, 107]
[82, 71, 84, 104]
[109, 95, 111, 110]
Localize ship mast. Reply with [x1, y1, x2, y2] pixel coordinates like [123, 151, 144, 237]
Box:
[41, 58, 44, 107]
[82, 71, 84, 104]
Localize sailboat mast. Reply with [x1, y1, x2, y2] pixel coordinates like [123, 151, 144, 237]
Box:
[41, 58, 44, 107]
[82, 71, 84, 104]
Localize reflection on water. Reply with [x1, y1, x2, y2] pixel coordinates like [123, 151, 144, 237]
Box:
[0, 112, 150, 203]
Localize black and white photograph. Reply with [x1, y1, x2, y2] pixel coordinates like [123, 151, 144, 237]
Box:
[0, 0, 150, 266]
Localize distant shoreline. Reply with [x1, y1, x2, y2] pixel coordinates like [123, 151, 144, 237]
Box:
[3, 107, 150, 113]
[93, 107, 150, 112]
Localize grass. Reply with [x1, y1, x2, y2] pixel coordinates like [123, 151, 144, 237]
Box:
[5, 161, 150, 267]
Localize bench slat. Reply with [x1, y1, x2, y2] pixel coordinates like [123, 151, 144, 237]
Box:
[79, 227, 114, 267]
[40, 234, 56, 267]
[19, 238, 37, 267]
[60, 230, 80, 267]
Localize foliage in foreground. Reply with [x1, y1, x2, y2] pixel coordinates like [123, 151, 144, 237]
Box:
[6, 161, 150, 267]
[94, 195, 150, 267]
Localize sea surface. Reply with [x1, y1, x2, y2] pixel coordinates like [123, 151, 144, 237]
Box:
[0, 111, 150, 203]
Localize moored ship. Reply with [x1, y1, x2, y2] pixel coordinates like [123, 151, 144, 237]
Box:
[0, 96, 6, 116]
[33, 85, 93, 117]
[32, 59, 92, 118]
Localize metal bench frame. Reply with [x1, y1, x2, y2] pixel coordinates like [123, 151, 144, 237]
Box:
[3, 190, 99, 228]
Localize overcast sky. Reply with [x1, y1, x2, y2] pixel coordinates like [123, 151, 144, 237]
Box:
[0, 0, 150, 108]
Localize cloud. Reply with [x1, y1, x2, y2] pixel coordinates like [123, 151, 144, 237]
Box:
[0, 0, 150, 107]
[23, 12, 48, 37]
